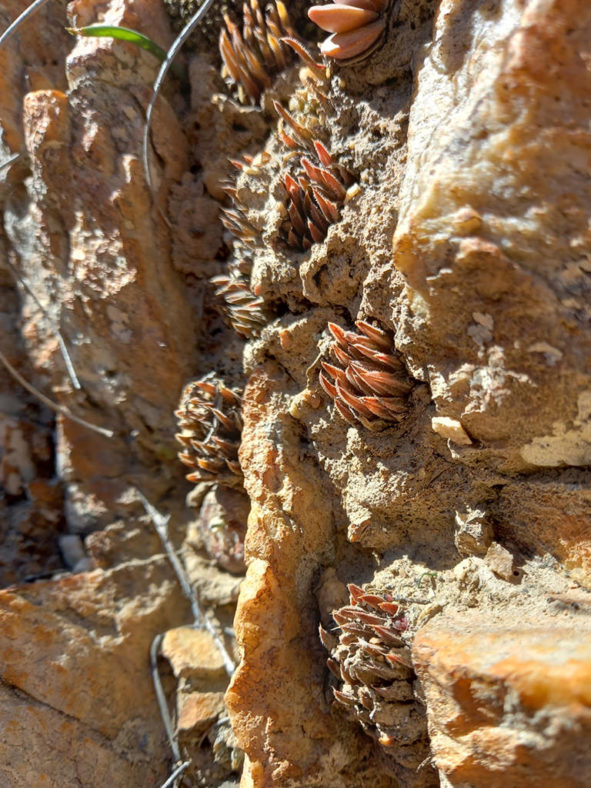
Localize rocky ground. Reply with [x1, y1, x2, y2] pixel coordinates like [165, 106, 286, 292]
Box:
[0, 0, 590, 786]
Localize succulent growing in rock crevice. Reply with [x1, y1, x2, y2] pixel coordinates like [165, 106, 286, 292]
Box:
[176, 375, 243, 487]
[319, 320, 413, 430]
[220, 153, 269, 247]
[279, 138, 352, 251]
[220, 0, 297, 104]
[308, 0, 391, 62]
[272, 99, 353, 250]
[211, 274, 268, 338]
[215, 153, 272, 338]
[320, 584, 431, 779]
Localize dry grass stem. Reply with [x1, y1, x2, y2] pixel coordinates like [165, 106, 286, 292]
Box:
[0, 347, 115, 438]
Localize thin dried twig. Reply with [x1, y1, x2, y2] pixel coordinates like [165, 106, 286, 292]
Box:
[137, 491, 237, 678]
[0, 0, 52, 49]
[0, 347, 115, 438]
[6, 259, 81, 390]
[0, 152, 21, 172]
[150, 633, 182, 764]
[159, 760, 191, 788]
[142, 0, 217, 223]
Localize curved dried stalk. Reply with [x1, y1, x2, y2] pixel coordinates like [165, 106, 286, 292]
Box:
[5, 259, 81, 390]
[139, 490, 236, 677]
[0, 0, 53, 50]
[0, 347, 115, 438]
[142, 0, 217, 220]
[0, 153, 21, 172]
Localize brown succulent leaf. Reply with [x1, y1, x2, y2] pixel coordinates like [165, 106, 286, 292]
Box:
[213, 275, 268, 338]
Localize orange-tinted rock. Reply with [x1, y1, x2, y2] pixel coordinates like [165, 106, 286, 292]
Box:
[0, 683, 149, 788]
[0, 558, 191, 785]
[494, 481, 591, 583]
[226, 363, 369, 786]
[162, 626, 228, 684]
[177, 691, 226, 733]
[5, 0, 198, 543]
[413, 618, 591, 786]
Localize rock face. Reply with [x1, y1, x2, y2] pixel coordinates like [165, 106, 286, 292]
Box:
[0, 559, 191, 786]
[413, 615, 591, 787]
[0, 0, 590, 786]
[225, 0, 591, 783]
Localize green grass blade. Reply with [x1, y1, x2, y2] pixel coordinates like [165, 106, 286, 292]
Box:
[67, 24, 185, 79]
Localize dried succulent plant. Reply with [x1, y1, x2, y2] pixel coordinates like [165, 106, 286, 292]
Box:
[220, 203, 259, 245]
[212, 274, 268, 338]
[308, 0, 390, 61]
[319, 320, 413, 430]
[320, 584, 430, 774]
[176, 375, 243, 486]
[219, 0, 296, 104]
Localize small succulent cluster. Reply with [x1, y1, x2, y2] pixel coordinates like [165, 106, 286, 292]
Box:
[277, 129, 352, 251]
[211, 273, 268, 338]
[319, 320, 413, 431]
[320, 584, 429, 769]
[214, 4, 355, 335]
[215, 154, 271, 338]
[219, 156, 261, 245]
[176, 376, 243, 487]
[271, 92, 353, 251]
[219, 152, 272, 249]
[308, 0, 390, 62]
[219, 0, 296, 104]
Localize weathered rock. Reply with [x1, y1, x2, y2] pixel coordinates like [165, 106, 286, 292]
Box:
[484, 542, 517, 582]
[177, 690, 226, 733]
[224, 0, 591, 783]
[58, 533, 87, 569]
[226, 363, 371, 786]
[393, 0, 591, 477]
[162, 625, 228, 684]
[192, 485, 249, 575]
[3, 0, 199, 543]
[413, 615, 591, 787]
[0, 269, 63, 586]
[454, 507, 494, 558]
[0, 682, 146, 788]
[0, 557, 191, 786]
